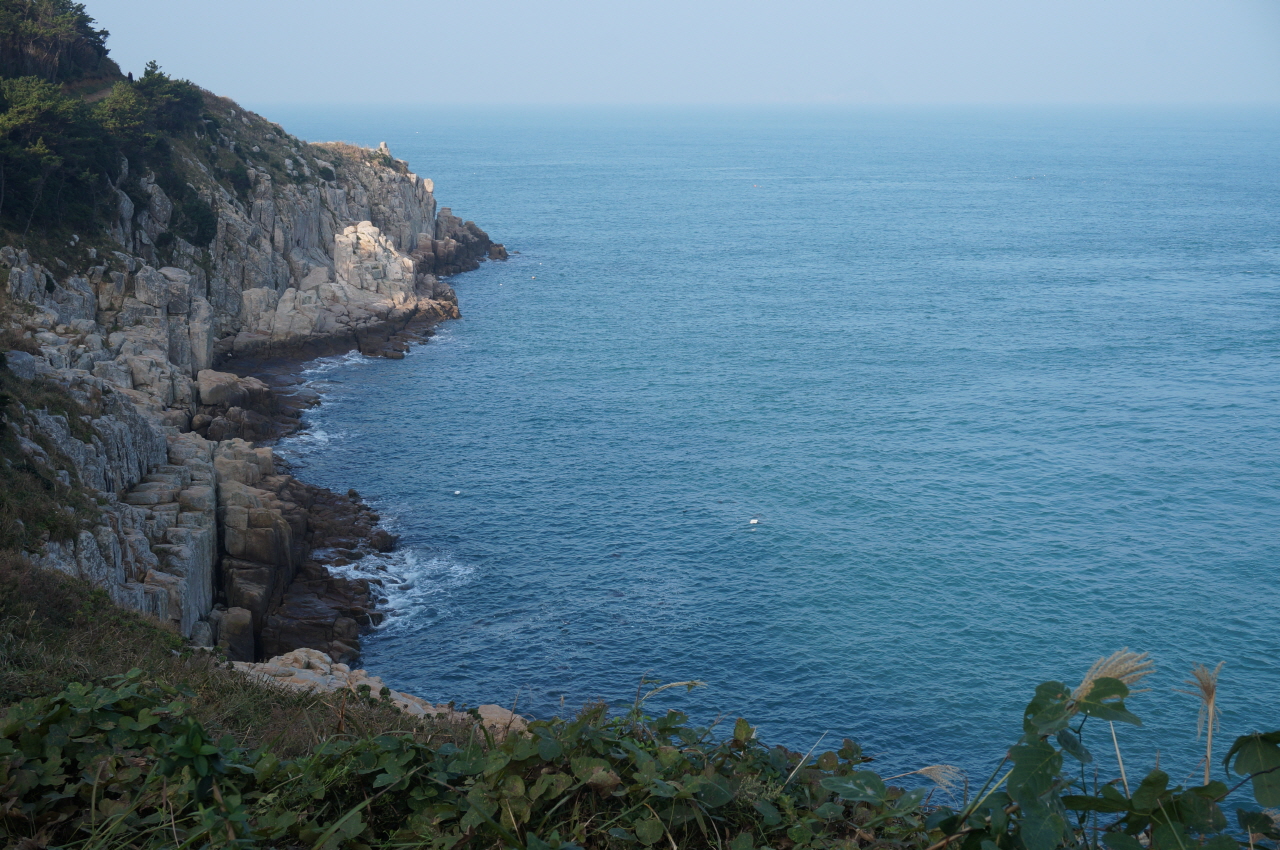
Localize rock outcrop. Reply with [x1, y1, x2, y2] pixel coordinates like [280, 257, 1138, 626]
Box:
[2, 125, 503, 664]
[233, 648, 527, 736]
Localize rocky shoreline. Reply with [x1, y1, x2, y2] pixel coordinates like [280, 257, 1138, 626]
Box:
[1, 104, 504, 671]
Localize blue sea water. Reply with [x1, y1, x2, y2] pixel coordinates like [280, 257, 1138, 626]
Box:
[266, 107, 1279, 779]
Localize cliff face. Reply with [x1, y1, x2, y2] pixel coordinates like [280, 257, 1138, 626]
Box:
[1, 96, 504, 663]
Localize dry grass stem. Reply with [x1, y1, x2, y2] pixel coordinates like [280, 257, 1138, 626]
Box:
[1175, 661, 1224, 785]
[1073, 648, 1155, 701]
[1110, 722, 1131, 796]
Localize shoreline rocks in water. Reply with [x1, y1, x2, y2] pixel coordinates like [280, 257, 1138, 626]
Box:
[2, 117, 504, 670]
[233, 648, 527, 736]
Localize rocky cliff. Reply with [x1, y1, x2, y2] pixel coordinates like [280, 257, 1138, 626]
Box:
[1, 92, 504, 664]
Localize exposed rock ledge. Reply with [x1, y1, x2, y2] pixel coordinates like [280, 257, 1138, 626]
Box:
[233, 648, 527, 737]
[3, 132, 505, 666]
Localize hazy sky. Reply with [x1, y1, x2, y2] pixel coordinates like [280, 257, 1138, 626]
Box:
[89, 0, 1280, 107]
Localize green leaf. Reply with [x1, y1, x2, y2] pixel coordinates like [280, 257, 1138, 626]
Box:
[1151, 820, 1187, 850]
[1226, 733, 1280, 807]
[635, 817, 664, 846]
[1238, 809, 1280, 839]
[1075, 678, 1142, 726]
[570, 756, 611, 782]
[1023, 681, 1072, 736]
[1102, 833, 1144, 850]
[1132, 770, 1170, 813]
[753, 799, 781, 826]
[1009, 738, 1062, 802]
[820, 770, 887, 804]
[733, 718, 753, 743]
[1019, 801, 1069, 850]
[729, 833, 755, 850]
[1201, 836, 1239, 850]
[697, 776, 734, 808]
[509, 736, 539, 761]
[787, 823, 815, 845]
[814, 802, 844, 819]
[529, 772, 574, 801]
[537, 736, 564, 761]
[893, 787, 929, 812]
[1175, 787, 1226, 833]
[1057, 729, 1093, 764]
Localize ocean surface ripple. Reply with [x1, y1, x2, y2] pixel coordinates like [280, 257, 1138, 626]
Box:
[272, 107, 1279, 778]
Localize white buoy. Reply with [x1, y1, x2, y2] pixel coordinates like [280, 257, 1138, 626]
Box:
[454, 491, 461, 496]
[749, 518, 759, 524]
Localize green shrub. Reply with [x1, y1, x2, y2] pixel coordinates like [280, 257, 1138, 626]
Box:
[0, 652, 1275, 850]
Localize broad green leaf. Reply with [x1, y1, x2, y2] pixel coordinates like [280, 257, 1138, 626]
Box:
[787, 823, 815, 845]
[814, 801, 844, 819]
[1075, 678, 1142, 726]
[733, 718, 753, 743]
[1226, 733, 1280, 807]
[509, 736, 539, 761]
[1151, 820, 1187, 850]
[448, 748, 486, 775]
[635, 817, 664, 846]
[729, 833, 755, 850]
[1102, 832, 1144, 850]
[1009, 738, 1062, 802]
[1024, 681, 1072, 737]
[1018, 801, 1069, 850]
[570, 756, 611, 782]
[1201, 836, 1239, 850]
[529, 772, 574, 801]
[1132, 770, 1169, 813]
[696, 776, 734, 808]
[537, 736, 563, 761]
[820, 770, 887, 804]
[753, 799, 781, 825]
[1175, 787, 1225, 833]
[892, 787, 929, 812]
[1057, 729, 1093, 764]
[1238, 809, 1280, 839]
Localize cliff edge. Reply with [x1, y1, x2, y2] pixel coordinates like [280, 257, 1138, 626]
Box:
[0, 20, 505, 664]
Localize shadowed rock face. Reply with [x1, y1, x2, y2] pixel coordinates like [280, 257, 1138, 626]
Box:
[3, 132, 498, 664]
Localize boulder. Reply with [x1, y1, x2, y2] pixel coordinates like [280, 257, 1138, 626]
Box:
[3, 350, 37, 380]
[219, 606, 255, 661]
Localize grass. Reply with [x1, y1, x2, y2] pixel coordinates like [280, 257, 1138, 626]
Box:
[0, 550, 455, 756]
[0, 296, 102, 549]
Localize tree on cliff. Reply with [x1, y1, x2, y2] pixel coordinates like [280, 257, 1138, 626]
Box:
[0, 7, 207, 240]
[0, 0, 109, 83]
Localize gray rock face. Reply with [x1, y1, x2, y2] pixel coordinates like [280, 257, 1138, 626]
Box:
[4, 350, 36, 379]
[1, 134, 498, 661]
[219, 607, 255, 662]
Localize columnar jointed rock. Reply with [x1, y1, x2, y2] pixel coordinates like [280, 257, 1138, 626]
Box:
[2, 133, 501, 666]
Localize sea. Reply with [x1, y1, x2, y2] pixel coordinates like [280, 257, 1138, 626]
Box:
[263, 106, 1279, 782]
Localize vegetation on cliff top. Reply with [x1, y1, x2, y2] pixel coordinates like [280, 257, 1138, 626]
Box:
[0, 0, 352, 261]
[1, 558, 1278, 850]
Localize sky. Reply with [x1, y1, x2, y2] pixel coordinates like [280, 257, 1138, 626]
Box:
[88, 0, 1280, 107]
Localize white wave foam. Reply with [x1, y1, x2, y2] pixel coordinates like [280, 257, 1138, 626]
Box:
[323, 547, 477, 633]
[299, 349, 371, 379]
